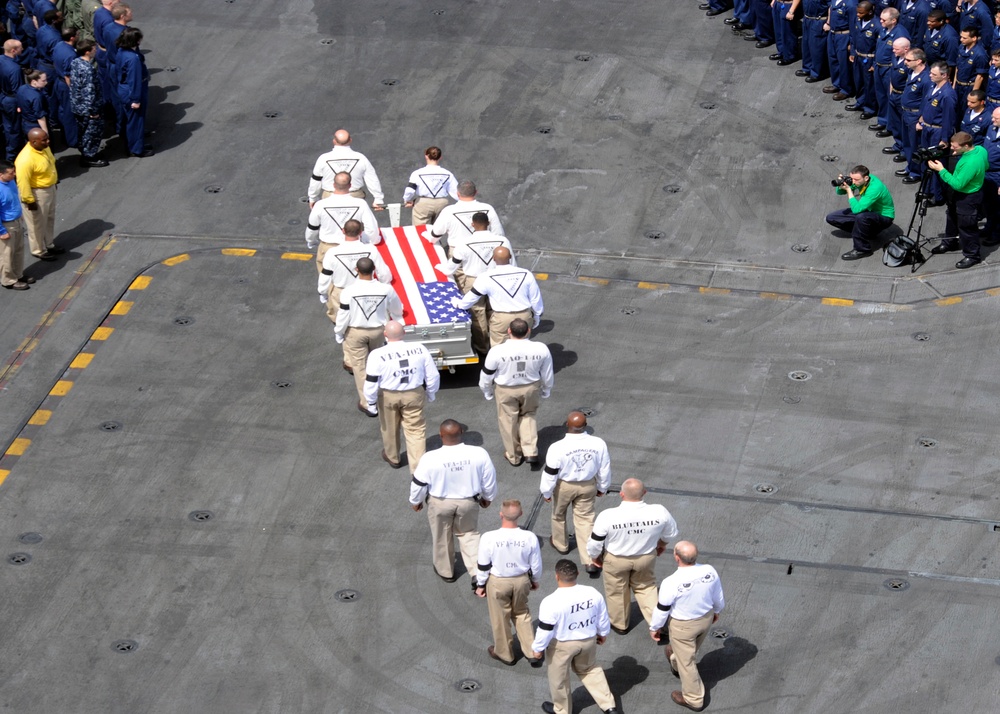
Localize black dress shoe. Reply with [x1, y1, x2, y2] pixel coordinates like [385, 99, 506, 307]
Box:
[956, 256, 982, 269]
[2, 281, 29, 290]
[755, 40, 774, 48]
[868, 123, 886, 131]
[487, 645, 516, 666]
[768, 52, 782, 60]
[46, 245, 66, 255]
[743, 34, 760, 41]
[586, 563, 601, 576]
[529, 653, 544, 668]
[822, 85, 839, 93]
[832, 92, 850, 101]
[901, 175, 921, 184]
[925, 198, 945, 207]
[804, 76, 823, 83]
[19, 275, 36, 284]
[876, 130, 894, 138]
[794, 69, 808, 77]
[894, 168, 910, 177]
[698, 2, 710, 8]
[33, 252, 57, 262]
[671, 691, 705, 712]
[524, 455, 539, 465]
[548, 536, 571, 555]
[776, 58, 797, 66]
[358, 402, 378, 417]
[724, 16, 739, 24]
[892, 154, 908, 163]
[381, 450, 404, 468]
[730, 22, 752, 31]
[860, 111, 877, 120]
[841, 249, 873, 261]
[706, 8, 726, 15]
[542, 703, 557, 714]
[844, 103, 863, 111]
[882, 146, 900, 154]
[930, 241, 960, 254]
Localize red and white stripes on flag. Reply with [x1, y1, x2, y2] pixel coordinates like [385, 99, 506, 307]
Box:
[374, 225, 452, 325]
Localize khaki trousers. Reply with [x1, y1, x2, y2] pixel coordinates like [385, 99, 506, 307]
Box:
[325, 285, 343, 325]
[487, 308, 533, 348]
[1, 219, 25, 286]
[494, 381, 541, 460]
[411, 196, 449, 225]
[343, 326, 385, 403]
[426, 496, 480, 580]
[485, 573, 534, 663]
[667, 611, 714, 709]
[551, 479, 596, 565]
[545, 637, 615, 714]
[602, 551, 658, 630]
[315, 240, 339, 275]
[24, 185, 56, 257]
[456, 273, 489, 355]
[378, 388, 426, 471]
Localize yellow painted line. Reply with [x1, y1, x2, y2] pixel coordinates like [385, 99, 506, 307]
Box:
[822, 297, 854, 307]
[162, 254, 190, 266]
[700, 287, 731, 295]
[50, 380, 73, 396]
[281, 252, 312, 261]
[19, 337, 39, 354]
[760, 292, 791, 301]
[935, 296, 962, 306]
[0, 469, 8, 487]
[60, 286, 80, 301]
[103, 237, 117, 250]
[28, 409, 52, 426]
[70, 353, 95, 369]
[91, 326, 114, 340]
[534, 272, 549, 280]
[110, 300, 133, 315]
[985, 287, 1000, 297]
[578, 276, 609, 286]
[638, 281, 670, 290]
[6, 438, 30, 456]
[222, 248, 257, 257]
[129, 276, 153, 290]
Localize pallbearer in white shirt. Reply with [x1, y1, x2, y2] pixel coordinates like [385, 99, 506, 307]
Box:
[424, 179, 505, 252]
[475, 499, 544, 667]
[317, 219, 392, 328]
[478, 318, 554, 467]
[649, 541, 725, 713]
[409, 420, 498, 588]
[587, 478, 679, 634]
[403, 146, 458, 225]
[530, 560, 619, 714]
[363, 321, 439, 471]
[307, 128, 385, 209]
[542, 411, 611, 575]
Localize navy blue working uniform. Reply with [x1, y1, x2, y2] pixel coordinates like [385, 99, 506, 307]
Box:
[0, 54, 23, 161]
[6, 0, 25, 41]
[886, 53, 911, 151]
[803, 0, 831, 80]
[986, 61, 1000, 110]
[754, 0, 776, 44]
[923, 23, 959, 69]
[960, 1, 994, 43]
[33, 21, 59, 101]
[850, 12, 879, 113]
[15, 82, 46, 137]
[734, 0, 756, 29]
[955, 41, 990, 119]
[875, 22, 909, 129]
[899, 0, 931, 48]
[51, 40, 78, 148]
[961, 105, 991, 143]
[116, 46, 148, 156]
[919, 80, 958, 199]
[93, 6, 114, 111]
[980, 122, 1000, 243]
[100, 20, 127, 128]
[990, 21, 1000, 55]
[828, 0, 858, 96]
[927, 0, 959, 25]
[772, 0, 802, 62]
[31, 0, 56, 23]
[902, 66, 931, 178]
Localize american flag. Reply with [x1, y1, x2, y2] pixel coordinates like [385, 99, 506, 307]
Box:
[375, 225, 471, 325]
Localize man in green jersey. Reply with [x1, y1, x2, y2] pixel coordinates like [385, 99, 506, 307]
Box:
[927, 131, 989, 268]
[826, 165, 897, 260]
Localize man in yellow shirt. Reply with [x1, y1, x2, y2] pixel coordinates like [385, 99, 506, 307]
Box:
[15, 129, 62, 261]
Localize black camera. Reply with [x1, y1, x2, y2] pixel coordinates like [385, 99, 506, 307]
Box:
[914, 145, 949, 163]
[831, 175, 853, 187]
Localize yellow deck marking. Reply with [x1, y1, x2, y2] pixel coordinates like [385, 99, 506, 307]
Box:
[50, 380, 73, 396]
[0, 469, 9, 486]
[281, 252, 312, 261]
[534, 273, 549, 280]
[638, 281, 670, 290]
[822, 297, 854, 306]
[129, 276, 152, 290]
[699, 287, 731, 295]
[578, 276, 609, 286]
[760, 292, 791, 301]
[935, 296, 962, 306]
[6, 438, 30, 456]
[110, 300, 133, 315]
[28, 410, 51, 426]
[91, 326, 114, 340]
[162, 254, 190, 266]
[70, 353, 95, 369]
[222, 248, 257, 256]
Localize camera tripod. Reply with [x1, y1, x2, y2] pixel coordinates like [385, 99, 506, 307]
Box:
[899, 167, 938, 273]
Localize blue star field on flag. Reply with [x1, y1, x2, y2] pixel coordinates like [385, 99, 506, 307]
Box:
[418, 281, 471, 323]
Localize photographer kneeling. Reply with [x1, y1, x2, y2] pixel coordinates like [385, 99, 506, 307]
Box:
[927, 131, 989, 269]
[825, 165, 896, 261]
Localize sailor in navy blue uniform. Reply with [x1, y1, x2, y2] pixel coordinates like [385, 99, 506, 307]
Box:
[802, 0, 831, 82]
[753, 0, 776, 48]
[771, 0, 802, 64]
[960, 90, 991, 144]
[825, 0, 858, 100]
[986, 48, 1000, 111]
[954, 27, 990, 121]
[882, 37, 913, 154]
[916, 61, 958, 199]
[51, 28, 79, 148]
[898, 49, 931, 182]
[899, 0, 931, 48]
[979, 107, 1000, 244]
[923, 8, 959, 72]
[959, 0, 994, 50]
[0, 40, 25, 160]
[873, 9, 909, 130]
[847, 2, 879, 115]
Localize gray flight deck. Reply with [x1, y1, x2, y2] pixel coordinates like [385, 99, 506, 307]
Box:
[1, 1, 999, 712]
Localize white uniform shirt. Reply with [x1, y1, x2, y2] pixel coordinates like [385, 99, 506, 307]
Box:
[403, 165, 459, 203]
[540, 432, 612, 499]
[649, 563, 724, 630]
[438, 231, 516, 279]
[318, 241, 392, 297]
[305, 194, 380, 248]
[479, 338, 554, 399]
[531, 584, 611, 651]
[308, 145, 385, 205]
[455, 265, 543, 318]
[476, 527, 543, 586]
[426, 199, 505, 243]
[334, 280, 403, 340]
[409, 443, 498, 504]
[363, 341, 440, 406]
[586, 500, 679, 560]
